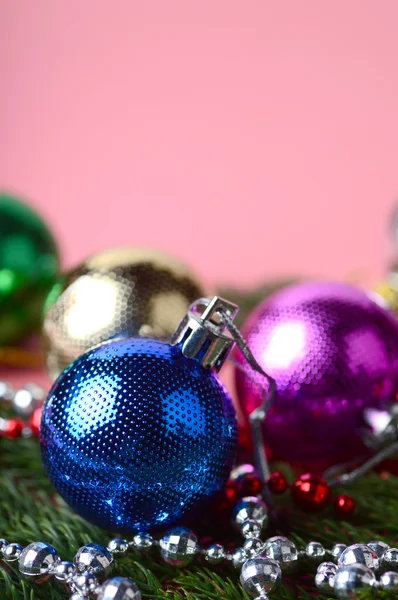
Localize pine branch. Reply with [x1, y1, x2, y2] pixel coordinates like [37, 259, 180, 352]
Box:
[0, 437, 396, 599]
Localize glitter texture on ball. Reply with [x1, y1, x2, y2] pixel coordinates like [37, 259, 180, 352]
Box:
[235, 281, 398, 468]
[43, 246, 206, 379]
[40, 337, 237, 532]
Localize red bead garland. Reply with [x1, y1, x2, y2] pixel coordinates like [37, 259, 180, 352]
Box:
[334, 494, 356, 517]
[5, 418, 25, 439]
[291, 473, 332, 512]
[240, 474, 263, 496]
[267, 471, 288, 494]
[214, 480, 239, 513]
[29, 407, 42, 437]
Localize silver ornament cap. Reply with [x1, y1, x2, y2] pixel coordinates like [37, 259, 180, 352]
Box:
[97, 576, 141, 600]
[159, 527, 198, 566]
[170, 296, 239, 371]
[74, 543, 114, 575]
[18, 542, 60, 582]
[240, 556, 281, 596]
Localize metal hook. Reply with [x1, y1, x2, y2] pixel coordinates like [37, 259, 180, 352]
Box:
[323, 407, 398, 487]
[173, 296, 278, 508]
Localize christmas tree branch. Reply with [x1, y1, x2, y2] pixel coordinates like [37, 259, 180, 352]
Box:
[0, 437, 396, 599]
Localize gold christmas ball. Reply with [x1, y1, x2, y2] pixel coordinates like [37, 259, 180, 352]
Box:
[372, 275, 398, 315]
[42, 247, 207, 380]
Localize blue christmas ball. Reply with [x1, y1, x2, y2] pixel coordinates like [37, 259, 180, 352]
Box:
[40, 337, 238, 533]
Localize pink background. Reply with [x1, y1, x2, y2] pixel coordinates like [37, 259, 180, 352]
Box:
[2, 1, 398, 288]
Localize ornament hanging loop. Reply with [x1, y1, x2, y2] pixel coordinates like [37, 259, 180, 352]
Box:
[172, 296, 277, 493]
[324, 406, 398, 487]
[216, 300, 277, 503]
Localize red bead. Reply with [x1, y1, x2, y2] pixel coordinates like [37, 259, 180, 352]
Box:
[29, 407, 42, 437]
[334, 494, 356, 517]
[225, 481, 239, 504]
[241, 474, 263, 496]
[215, 480, 239, 512]
[268, 471, 288, 494]
[5, 418, 25, 439]
[291, 473, 331, 512]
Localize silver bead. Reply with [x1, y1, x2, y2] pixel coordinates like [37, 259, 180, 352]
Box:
[18, 542, 60, 581]
[234, 497, 268, 526]
[367, 540, 389, 559]
[338, 544, 379, 570]
[232, 548, 247, 568]
[0, 539, 8, 553]
[205, 544, 226, 564]
[54, 560, 76, 581]
[97, 576, 141, 600]
[263, 536, 298, 572]
[380, 570, 398, 589]
[334, 564, 376, 599]
[305, 541, 326, 561]
[318, 561, 338, 574]
[132, 532, 153, 552]
[315, 570, 335, 592]
[72, 571, 98, 594]
[159, 527, 197, 566]
[12, 384, 44, 417]
[241, 520, 262, 539]
[74, 543, 114, 575]
[331, 544, 347, 561]
[4, 543, 23, 562]
[240, 556, 282, 596]
[382, 547, 398, 569]
[69, 595, 86, 600]
[107, 538, 129, 554]
[243, 538, 265, 558]
[0, 382, 13, 402]
[315, 562, 338, 592]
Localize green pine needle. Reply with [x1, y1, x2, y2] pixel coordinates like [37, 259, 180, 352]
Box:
[0, 437, 396, 599]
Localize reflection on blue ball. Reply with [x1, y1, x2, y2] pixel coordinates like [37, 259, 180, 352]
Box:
[40, 338, 237, 532]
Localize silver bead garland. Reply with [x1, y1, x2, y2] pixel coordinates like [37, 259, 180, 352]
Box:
[3, 505, 397, 600]
[0, 373, 394, 599]
[0, 453, 392, 599]
[0, 381, 45, 437]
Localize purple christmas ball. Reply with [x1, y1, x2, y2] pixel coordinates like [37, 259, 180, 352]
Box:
[235, 281, 398, 469]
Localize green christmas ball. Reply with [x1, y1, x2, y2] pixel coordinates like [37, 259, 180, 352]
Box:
[0, 193, 59, 345]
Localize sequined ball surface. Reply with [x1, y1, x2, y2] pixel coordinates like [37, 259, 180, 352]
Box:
[235, 281, 398, 469]
[42, 246, 206, 380]
[40, 338, 237, 532]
